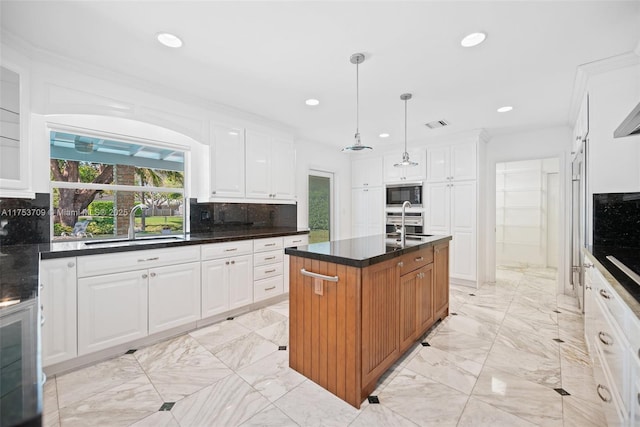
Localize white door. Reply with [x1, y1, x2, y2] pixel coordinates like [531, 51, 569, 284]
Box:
[426, 146, 450, 182]
[40, 258, 77, 366]
[426, 182, 450, 234]
[450, 181, 477, 281]
[245, 130, 272, 198]
[211, 125, 245, 198]
[201, 258, 230, 318]
[450, 143, 477, 181]
[228, 254, 253, 309]
[148, 262, 201, 334]
[270, 138, 295, 199]
[78, 270, 148, 355]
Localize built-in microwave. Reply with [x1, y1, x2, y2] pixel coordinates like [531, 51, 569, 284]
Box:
[385, 182, 423, 207]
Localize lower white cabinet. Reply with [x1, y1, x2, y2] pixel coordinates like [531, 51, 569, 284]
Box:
[40, 257, 77, 366]
[352, 187, 384, 238]
[253, 237, 284, 302]
[78, 270, 148, 355]
[148, 262, 201, 334]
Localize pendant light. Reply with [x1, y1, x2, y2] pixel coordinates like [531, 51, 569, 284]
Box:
[394, 93, 417, 167]
[342, 53, 372, 152]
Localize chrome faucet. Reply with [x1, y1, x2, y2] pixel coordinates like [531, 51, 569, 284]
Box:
[128, 204, 147, 240]
[400, 200, 412, 247]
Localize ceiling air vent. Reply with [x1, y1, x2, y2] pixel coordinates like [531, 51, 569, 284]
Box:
[425, 119, 450, 129]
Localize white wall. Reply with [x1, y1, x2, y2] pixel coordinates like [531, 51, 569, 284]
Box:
[294, 139, 352, 240]
[485, 126, 572, 292]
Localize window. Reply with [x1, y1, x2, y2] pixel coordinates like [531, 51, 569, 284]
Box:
[49, 130, 185, 241]
[308, 171, 333, 244]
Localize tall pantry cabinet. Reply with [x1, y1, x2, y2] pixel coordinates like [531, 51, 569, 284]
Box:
[351, 156, 384, 237]
[425, 134, 486, 287]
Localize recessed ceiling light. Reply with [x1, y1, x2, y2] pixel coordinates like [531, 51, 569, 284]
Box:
[379, 133, 390, 138]
[305, 98, 320, 106]
[497, 106, 513, 113]
[461, 32, 486, 47]
[156, 32, 183, 48]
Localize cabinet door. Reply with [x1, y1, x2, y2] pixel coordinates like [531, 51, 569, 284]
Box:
[148, 262, 201, 334]
[426, 182, 450, 234]
[245, 130, 272, 199]
[426, 146, 450, 182]
[450, 142, 477, 181]
[383, 154, 405, 183]
[399, 269, 419, 352]
[352, 156, 383, 187]
[402, 149, 427, 182]
[229, 254, 253, 309]
[270, 137, 295, 200]
[417, 264, 435, 333]
[352, 188, 367, 238]
[40, 258, 77, 366]
[201, 258, 230, 318]
[450, 181, 477, 281]
[433, 243, 449, 319]
[77, 270, 148, 355]
[211, 125, 245, 198]
[366, 186, 384, 236]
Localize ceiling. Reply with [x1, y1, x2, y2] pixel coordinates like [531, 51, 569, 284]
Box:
[2, 1, 639, 150]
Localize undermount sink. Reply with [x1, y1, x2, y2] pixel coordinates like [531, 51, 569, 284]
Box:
[83, 235, 185, 247]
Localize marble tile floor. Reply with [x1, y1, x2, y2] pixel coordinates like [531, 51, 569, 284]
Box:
[43, 266, 607, 427]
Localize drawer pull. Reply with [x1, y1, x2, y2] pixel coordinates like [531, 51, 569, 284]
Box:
[397, 261, 404, 267]
[265, 286, 277, 291]
[292, 240, 302, 243]
[599, 289, 611, 300]
[231, 260, 235, 265]
[300, 269, 339, 282]
[226, 261, 230, 265]
[265, 256, 276, 260]
[224, 248, 238, 252]
[415, 256, 424, 262]
[598, 331, 612, 346]
[142, 274, 148, 279]
[67, 261, 75, 268]
[138, 257, 159, 262]
[150, 272, 156, 278]
[264, 243, 277, 247]
[596, 384, 612, 403]
[265, 269, 277, 273]
[42, 372, 47, 386]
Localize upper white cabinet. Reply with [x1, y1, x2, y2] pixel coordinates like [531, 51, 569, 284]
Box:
[426, 142, 476, 183]
[351, 156, 383, 188]
[383, 149, 426, 183]
[210, 124, 245, 198]
[245, 130, 295, 201]
[0, 64, 32, 197]
[352, 187, 384, 238]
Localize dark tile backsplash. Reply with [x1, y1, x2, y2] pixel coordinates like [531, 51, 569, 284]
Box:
[593, 192, 640, 248]
[189, 199, 297, 233]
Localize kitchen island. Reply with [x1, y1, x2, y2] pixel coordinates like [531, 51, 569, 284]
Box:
[285, 234, 451, 408]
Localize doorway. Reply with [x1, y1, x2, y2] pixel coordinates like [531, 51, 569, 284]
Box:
[308, 170, 333, 244]
[495, 158, 560, 272]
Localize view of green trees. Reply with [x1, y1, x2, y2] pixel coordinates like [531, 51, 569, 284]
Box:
[308, 175, 330, 243]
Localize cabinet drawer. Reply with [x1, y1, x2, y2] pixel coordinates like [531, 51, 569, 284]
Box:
[254, 249, 284, 267]
[593, 270, 626, 334]
[201, 240, 253, 260]
[630, 314, 640, 365]
[592, 344, 627, 426]
[254, 262, 283, 281]
[254, 237, 283, 252]
[284, 234, 309, 247]
[254, 276, 284, 302]
[77, 246, 200, 277]
[398, 247, 433, 275]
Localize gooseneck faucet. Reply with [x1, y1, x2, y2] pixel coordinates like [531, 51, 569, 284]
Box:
[128, 204, 147, 240]
[400, 200, 412, 247]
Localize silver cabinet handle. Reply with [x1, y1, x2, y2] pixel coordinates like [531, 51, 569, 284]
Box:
[212, 191, 217, 195]
[415, 256, 424, 262]
[599, 289, 611, 300]
[397, 261, 404, 267]
[67, 261, 75, 268]
[150, 272, 156, 278]
[598, 331, 612, 346]
[264, 269, 276, 274]
[224, 248, 237, 252]
[42, 372, 47, 386]
[265, 286, 276, 291]
[225, 261, 230, 265]
[265, 256, 276, 260]
[300, 269, 339, 282]
[265, 243, 276, 247]
[584, 263, 593, 268]
[231, 260, 235, 264]
[292, 240, 302, 243]
[363, 183, 368, 186]
[41, 314, 46, 326]
[142, 274, 148, 279]
[138, 257, 159, 262]
[596, 384, 611, 402]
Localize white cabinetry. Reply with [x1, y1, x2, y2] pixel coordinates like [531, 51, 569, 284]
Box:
[426, 143, 476, 183]
[352, 187, 384, 238]
[40, 258, 77, 366]
[245, 130, 295, 201]
[201, 240, 253, 317]
[284, 234, 309, 293]
[76, 246, 201, 355]
[383, 149, 426, 183]
[351, 156, 383, 188]
[209, 124, 245, 198]
[253, 237, 284, 302]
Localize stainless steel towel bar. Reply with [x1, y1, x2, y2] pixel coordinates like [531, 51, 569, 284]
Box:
[300, 268, 339, 282]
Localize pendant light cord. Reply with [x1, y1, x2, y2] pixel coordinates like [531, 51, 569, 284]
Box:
[356, 61, 359, 135]
[404, 97, 407, 152]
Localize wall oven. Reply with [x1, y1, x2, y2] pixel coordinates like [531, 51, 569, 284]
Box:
[385, 182, 423, 207]
[386, 212, 424, 235]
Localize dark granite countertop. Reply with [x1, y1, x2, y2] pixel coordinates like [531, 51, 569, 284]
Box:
[40, 228, 309, 260]
[585, 245, 640, 318]
[285, 234, 452, 268]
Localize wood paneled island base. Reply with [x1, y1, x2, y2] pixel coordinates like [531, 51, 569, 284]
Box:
[286, 235, 451, 408]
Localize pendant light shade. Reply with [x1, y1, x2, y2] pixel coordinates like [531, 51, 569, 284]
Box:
[394, 93, 417, 167]
[342, 53, 372, 152]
